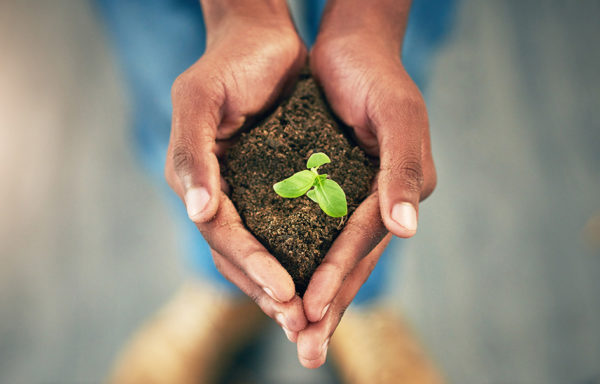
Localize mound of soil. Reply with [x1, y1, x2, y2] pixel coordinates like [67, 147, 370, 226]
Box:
[223, 70, 376, 295]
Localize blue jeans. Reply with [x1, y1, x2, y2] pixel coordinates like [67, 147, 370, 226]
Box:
[95, 0, 456, 304]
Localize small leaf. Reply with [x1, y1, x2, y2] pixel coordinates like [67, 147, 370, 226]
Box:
[306, 153, 331, 169]
[273, 170, 317, 198]
[306, 188, 318, 203]
[313, 178, 347, 217]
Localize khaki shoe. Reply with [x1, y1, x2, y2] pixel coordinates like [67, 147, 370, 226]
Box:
[108, 282, 266, 384]
[329, 307, 444, 384]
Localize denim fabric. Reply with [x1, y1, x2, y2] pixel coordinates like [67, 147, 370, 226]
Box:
[95, 0, 456, 303]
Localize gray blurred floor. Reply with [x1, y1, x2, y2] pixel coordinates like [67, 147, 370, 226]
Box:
[397, 1, 600, 383]
[1, 0, 599, 383]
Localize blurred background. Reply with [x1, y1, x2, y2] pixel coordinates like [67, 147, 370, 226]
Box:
[1, 0, 599, 383]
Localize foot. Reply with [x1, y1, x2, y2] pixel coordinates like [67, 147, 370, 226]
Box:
[329, 307, 444, 384]
[108, 282, 266, 384]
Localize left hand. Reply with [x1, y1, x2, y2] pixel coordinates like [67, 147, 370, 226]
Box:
[295, 32, 437, 368]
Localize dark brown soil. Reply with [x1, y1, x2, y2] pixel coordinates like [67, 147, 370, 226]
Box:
[223, 71, 376, 296]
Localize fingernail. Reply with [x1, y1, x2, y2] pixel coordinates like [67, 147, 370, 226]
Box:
[185, 187, 209, 221]
[391, 202, 417, 232]
[319, 303, 330, 322]
[282, 327, 296, 342]
[263, 287, 281, 303]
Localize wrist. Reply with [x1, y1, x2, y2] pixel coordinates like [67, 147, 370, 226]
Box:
[316, 0, 412, 54]
[200, 0, 295, 34]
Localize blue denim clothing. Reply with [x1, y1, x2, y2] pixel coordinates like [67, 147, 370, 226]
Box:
[95, 0, 456, 304]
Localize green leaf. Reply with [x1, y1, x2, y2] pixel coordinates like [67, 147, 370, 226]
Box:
[306, 188, 318, 203]
[273, 170, 317, 198]
[306, 153, 331, 169]
[312, 178, 348, 217]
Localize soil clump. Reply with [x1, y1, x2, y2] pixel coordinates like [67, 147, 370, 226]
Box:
[223, 71, 376, 295]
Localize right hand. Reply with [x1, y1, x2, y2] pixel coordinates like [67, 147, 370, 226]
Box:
[165, 4, 308, 340]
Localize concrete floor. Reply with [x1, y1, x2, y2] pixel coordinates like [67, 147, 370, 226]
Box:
[0, 0, 599, 383]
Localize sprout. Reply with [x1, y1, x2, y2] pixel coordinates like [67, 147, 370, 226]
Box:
[273, 153, 348, 218]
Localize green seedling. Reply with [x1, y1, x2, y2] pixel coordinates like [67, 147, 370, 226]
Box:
[273, 152, 348, 218]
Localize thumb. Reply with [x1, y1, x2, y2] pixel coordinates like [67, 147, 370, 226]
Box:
[166, 79, 223, 223]
[373, 92, 428, 238]
[169, 133, 221, 224]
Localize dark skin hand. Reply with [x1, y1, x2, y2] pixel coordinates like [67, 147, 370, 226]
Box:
[165, 1, 308, 337]
[165, 0, 436, 369]
[296, 0, 437, 367]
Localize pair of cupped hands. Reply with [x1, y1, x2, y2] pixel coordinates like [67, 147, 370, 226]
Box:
[165, 4, 436, 369]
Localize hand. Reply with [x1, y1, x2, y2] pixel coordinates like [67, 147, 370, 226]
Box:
[165, 2, 308, 339]
[295, 11, 437, 367]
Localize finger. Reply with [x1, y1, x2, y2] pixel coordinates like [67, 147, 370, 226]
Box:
[197, 192, 296, 303]
[296, 236, 390, 368]
[166, 75, 224, 223]
[211, 249, 307, 339]
[303, 193, 388, 322]
[370, 82, 428, 238]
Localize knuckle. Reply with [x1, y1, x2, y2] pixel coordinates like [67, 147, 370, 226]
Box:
[421, 168, 437, 200]
[171, 73, 190, 100]
[171, 71, 204, 101]
[382, 155, 425, 193]
[369, 87, 428, 129]
[171, 67, 224, 109]
[396, 158, 424, 192]
[164, 164, 177, 189]
[429, 170, 438, 192]
[171, 139, 196, 174]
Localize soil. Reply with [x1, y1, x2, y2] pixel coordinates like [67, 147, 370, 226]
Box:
[223, 70, 376, 296]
